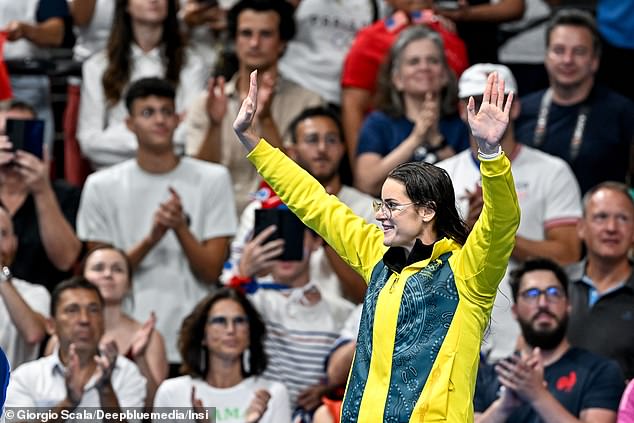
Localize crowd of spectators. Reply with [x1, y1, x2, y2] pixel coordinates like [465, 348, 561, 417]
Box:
[0, 0, 633, 422]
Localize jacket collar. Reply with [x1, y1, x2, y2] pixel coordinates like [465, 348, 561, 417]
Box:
[384, 237, 459, 274]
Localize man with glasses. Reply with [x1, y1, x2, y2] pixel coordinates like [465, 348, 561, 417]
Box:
[566, 182, 634, 381]
[77, 78, 237, 374]
[474, 258, 624, 423]
[514, 8, 634, 195]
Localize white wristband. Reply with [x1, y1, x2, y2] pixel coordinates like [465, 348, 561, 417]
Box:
[478, 145, 502, 160]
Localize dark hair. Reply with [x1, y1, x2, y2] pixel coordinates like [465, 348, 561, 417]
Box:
[509, 258, 569, 302]
[81, 245, 133, 289]
[103, 0, 185, 106]
[7, 100, 36, 117]
[227, 0, 296, 42]
[376, 26, 458, 118]
[387, 162, 469, 245]
[50, 276, 105, 316]
[582, 181, 634, 216]
[179, 287, 267, 379]
[124, 77, 176, 113]
[546, 8, 601, 57]
[288, 106, 344, 145]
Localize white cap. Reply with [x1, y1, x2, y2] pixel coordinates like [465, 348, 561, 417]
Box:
[458, 63, 518, 99]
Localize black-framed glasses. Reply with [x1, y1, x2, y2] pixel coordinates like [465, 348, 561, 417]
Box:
[372, 199, 417, 219]
[207, 315, 249, 329]
[519, 286, 565, 303]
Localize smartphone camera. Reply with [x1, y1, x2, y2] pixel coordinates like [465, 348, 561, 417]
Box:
[254, 208, 305, 261]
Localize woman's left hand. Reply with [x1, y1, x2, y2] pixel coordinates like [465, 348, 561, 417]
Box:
[466, 71, 514, 150]
[245, 389, 271, 423]
[233, 70, 260, 152]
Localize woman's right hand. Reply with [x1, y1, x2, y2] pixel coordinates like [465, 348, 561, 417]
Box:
[233, 70, 260, 152]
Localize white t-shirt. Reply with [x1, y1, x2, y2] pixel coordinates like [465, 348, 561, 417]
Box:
[154, 375, 291, 423]
[437, 144, 582, 361]
[249, 288, 353, 407]
[6, 351, 146, 409]
[77, 158, 237, 362]
[0, 0, 41, 59]
[224, 185, 377, 300]
[498, 0, 551, 64]
[77, 45, 209, 169]
[0, 278, 50, 369]
[72, 0, 115, 62]
[278, 0, 376, 104]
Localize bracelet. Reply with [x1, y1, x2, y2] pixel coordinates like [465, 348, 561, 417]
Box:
[478, 145, 502, 160]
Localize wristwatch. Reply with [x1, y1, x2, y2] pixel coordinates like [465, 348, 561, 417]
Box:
[0, 266, 12, 283]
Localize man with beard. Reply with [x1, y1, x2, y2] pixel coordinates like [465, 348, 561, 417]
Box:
[474, 258, 624, 423]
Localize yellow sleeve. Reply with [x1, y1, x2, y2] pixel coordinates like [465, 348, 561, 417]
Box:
[451, 153, 520, 306]
[247, 140, 386, 282]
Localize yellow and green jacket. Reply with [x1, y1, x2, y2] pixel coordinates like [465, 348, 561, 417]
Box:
[248, 140, 520, 422]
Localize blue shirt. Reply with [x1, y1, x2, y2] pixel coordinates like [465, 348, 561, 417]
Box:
[357, 110, 470, 158]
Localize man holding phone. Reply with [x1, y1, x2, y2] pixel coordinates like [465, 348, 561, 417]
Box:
[226, 106, 377, 304]
[0, 100, 81, 292]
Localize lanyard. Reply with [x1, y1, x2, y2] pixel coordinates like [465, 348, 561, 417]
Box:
[533, 89, 590, 161]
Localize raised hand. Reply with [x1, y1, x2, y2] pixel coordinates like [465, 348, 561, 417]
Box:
[64, 343, 85, 406]
[205, 76, 227, 126]
[412, 92, 441, 145]
[130, 311, 156, 359]
[94, 340, 118, 390]
[156, 187, 188, 230]
[233, 70, 260, 151]
[466, 72, 514, 152]
[245, 389, 271, 423]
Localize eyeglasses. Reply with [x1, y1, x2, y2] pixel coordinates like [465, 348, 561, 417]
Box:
[207, 315, 249, 329]
[519, 286, 565, 304]
[372, 199, 417, 219]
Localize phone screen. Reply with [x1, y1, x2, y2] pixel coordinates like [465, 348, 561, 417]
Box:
[254, 208, 305, 261]
[5, 118, 45, 159]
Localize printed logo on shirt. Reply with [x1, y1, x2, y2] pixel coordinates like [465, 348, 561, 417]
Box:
[556, 371, 577, 392]
[216, 407, 243, 421]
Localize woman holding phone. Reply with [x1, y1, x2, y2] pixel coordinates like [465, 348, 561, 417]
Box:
[232, 70, 520, 421]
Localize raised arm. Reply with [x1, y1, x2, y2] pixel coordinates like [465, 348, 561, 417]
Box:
[232, 70, 385, 281]
[453, 72, 520, 300]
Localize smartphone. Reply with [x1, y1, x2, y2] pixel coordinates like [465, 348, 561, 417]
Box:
[254, 208, 305, 261]
[5, 118, 45, 159]
[435, 1, 460, 10]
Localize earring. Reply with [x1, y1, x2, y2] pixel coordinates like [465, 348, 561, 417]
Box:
[242, 349, 251, 374]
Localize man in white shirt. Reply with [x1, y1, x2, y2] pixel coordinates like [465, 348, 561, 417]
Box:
[437, 63, 583, 362]
[77, 78, 237, 369]
[184, 0, 323, 214]
[0, 205, 50, 369]
[5, 277, 146, 411]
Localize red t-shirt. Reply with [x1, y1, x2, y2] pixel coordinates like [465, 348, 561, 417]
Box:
[341, 10, 469, 92]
